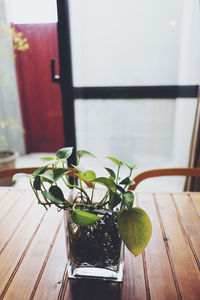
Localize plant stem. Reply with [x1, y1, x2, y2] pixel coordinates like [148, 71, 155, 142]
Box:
[62, 176, 70, 188]
[116, 165, 121, 184]
[96, 190, 109, 208]
[41, 181, 47, 192]
[91, 183, 95, 203]
[73, 186, 91, 203]
[29, 178, 49, 208]
[124, 169, 133, 190]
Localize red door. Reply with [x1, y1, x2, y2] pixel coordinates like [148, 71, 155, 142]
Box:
[15, 23, 65, 153]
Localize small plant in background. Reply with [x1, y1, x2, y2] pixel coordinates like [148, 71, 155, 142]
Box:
[14, 147, 152, 256]
[10, 26, 29, 51]
[0, 24, 29, 53]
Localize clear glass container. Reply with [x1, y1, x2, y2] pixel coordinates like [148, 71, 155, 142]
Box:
[64, 208, 124, 282]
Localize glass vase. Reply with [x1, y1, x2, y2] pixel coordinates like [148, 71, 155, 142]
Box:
[64, 208, 124, 282]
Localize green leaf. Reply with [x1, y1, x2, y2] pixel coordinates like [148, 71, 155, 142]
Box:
[122, 191, 134, 209]
[52, 160, 60, 167]
[119, 177, 135, 186]
[124, 162, 137, 170]
[105, 167, 116, 180]
[33, 176, 41, 190]
[49, 186, 65, 202]
[41, 185, 68, 205]
[53, 168, 69, 181]
[33, 165, 48, 176]
[106, 156, 122, 167]
[12, 173, 29, 181]
[78, 170, 96, 182]
[40, 156, 55, 162]
[42, 191, 64, 204]
[94, 177, 116, 192]
[118, 208, 152, 256]
[77, 150, 96, 160]
[41, 170, 54, 183]
[116, 184, 126, 194]
[56, 147, 73, 159]
[72, 209, 102, 226]
[109, 191, 121, 210]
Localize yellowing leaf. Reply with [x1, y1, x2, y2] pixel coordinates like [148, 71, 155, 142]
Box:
[122, 191, 134, 209]
[106, 156, 122, 167]
[77, 150, 96, 159]
[118, 208, 152, 256]
[78, 170, 96, 182]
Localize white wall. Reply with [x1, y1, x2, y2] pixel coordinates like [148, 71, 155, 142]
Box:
[0, 0, 25, 153]
[5, 0, 57, 23]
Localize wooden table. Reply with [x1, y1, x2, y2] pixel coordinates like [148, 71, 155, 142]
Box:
[0, 187, 200, 299]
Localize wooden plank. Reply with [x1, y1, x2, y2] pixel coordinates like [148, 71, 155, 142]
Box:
[0, 190, 34, 253]
[121, 247, 147, 300]
[1, 190, 199, 300]
[33, 223, 67, 300]
[0, 188, 10, 202]
[190, 193, 200, 215]
[0, 190, 23, 222]
[137, 193, 178, 300]
[0, 202, 45, 297]
[155, 193, 200, 299]
[3, 208, 63, 300]
[173, 193, 200, 265]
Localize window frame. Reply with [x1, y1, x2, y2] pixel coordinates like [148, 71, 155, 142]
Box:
[56, 0, 199, 165]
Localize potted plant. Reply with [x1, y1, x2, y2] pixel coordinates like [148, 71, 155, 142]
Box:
[13, 147, 152, 282]
[0, 118, 20, 185]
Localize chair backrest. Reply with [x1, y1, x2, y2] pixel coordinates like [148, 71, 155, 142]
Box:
[128, 167, 200, 190]
[0, 167, 93, 188]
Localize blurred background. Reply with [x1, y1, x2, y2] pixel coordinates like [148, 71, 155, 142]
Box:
[1, 0, 200, 191]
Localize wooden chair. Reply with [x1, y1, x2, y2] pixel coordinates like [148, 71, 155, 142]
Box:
[128, 167, 200, 190]
[0, 167, 93, 188]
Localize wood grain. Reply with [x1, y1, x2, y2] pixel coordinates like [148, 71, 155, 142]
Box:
[137, 193, 178, 300]
[0, 188, 10, 202]
[155, 193, 200, 299]
[0, 190, 34, 253]
[0, 190, 23, 222]
[0, 189, 200, 300]
[190, 193, 200, 214]
[173, 193, 200, 266]
[3, 208, 63, 300]
[0, 203, 45, 297]
[33, 223, 67, 300]
[121, 247, 146, 300]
